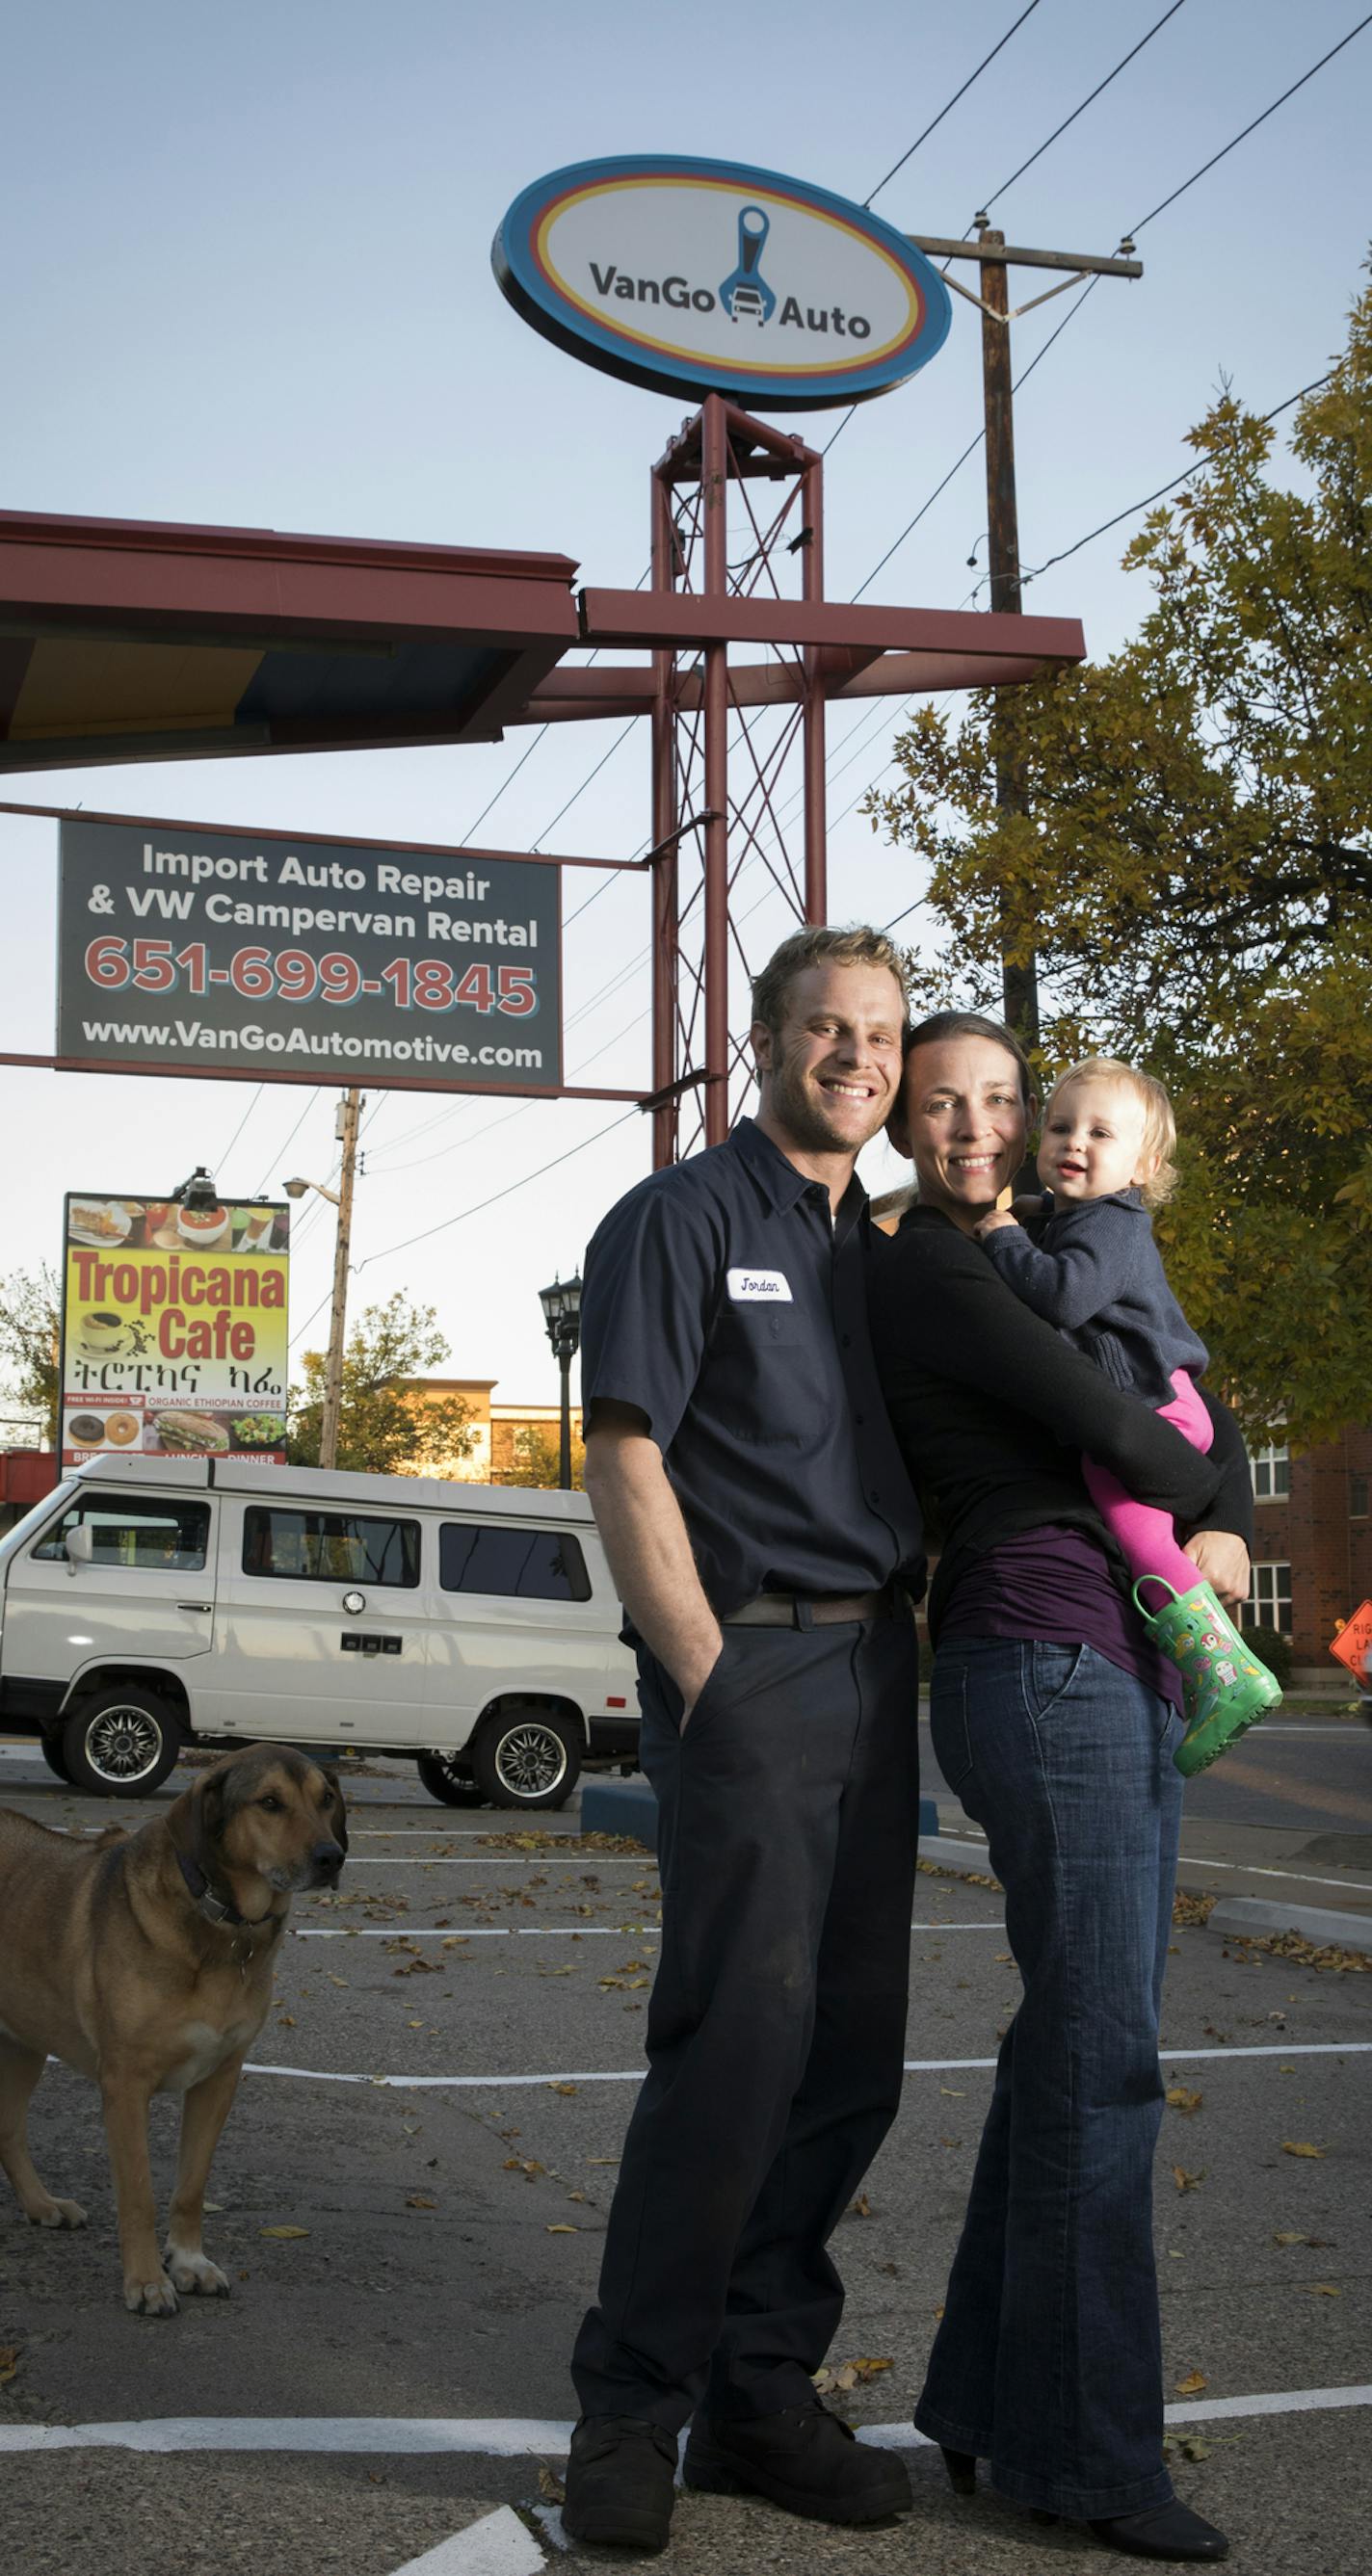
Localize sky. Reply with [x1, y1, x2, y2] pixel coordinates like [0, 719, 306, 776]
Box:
[1, 0, 1368, 1420]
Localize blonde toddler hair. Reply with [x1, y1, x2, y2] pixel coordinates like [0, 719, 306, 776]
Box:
[1044, 1056, 1178, 1210]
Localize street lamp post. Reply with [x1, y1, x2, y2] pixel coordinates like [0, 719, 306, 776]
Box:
[538, 1273, 583, 1490]
[285, 1087, 363, 1472]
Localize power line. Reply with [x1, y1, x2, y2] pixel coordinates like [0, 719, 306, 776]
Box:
[1130, 12, 1372, 232]
[864, 1, 1046, 207]
[352, 1105, 641, 1276]
[978, 1, 1189, 217]
[214, 1083, 265, 1177]
[1021, 370, 1333, 581]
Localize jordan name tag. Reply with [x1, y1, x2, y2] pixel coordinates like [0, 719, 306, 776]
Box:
[726, 1269, 793, 1303]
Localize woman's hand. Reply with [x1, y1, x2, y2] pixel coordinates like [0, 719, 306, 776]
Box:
[1182, 1529, 1251, 1610]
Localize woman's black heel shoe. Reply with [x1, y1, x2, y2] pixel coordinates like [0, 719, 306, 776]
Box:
[941, 2447, 977, 2496]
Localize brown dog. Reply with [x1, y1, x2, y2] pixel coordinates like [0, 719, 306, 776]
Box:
[0, 1742, 346, 2315]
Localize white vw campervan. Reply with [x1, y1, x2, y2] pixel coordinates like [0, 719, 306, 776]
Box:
[0, 1458, 638, 1805]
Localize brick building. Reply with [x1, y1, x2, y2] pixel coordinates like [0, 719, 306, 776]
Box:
[1242, 1427, 1372, 1669]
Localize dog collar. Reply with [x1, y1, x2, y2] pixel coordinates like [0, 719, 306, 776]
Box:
[176, 1850, 252, 1930]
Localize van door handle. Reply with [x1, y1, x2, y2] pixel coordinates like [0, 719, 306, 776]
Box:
[177, 1601, 213, 1613]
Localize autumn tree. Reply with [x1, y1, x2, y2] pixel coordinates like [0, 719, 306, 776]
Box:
[0, 1266, 61, 1447]
[288, 1292, 476, 1476]
[501, 1419, 586, 1490]
[871, 275, 1372, 1445]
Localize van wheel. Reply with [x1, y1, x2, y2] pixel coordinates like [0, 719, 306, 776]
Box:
[415, 1755, 487, 1808]
[62, 1688, 182, 1798]
[471, 1705, 581, 1810]
[40, 1734, 71, 1783]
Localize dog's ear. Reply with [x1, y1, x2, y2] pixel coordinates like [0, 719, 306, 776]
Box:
[190, 1765, 229, 1874]
[317, 1761, 349, 1854]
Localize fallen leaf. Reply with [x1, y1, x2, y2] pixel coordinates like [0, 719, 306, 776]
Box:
[202, 2201, 224, 2214]
[549, 2082, 578, 2095]
[1273, 2231, 1308, 2246]
[1174, 2370, 1207, 2397]
[260, 2225, 310, 2241]
[0, 2347, 19, 2385]
[1176, 2434, 1211, 2462]
[325, 1973, 350, 1987]
[1281, 2141, 1326, 2159]
[545, 2223, 579, 2234]
[1173, 2167, 1205, 2194]
[1166, 2087, 1203, 2115]
[538, 2464, 566, 2504]
[1310, 2284, 1341, 2297]
[939, 2088, 965, 2098]
[406, 2195, 436, 2211]
[850, 2194, 873, 2219]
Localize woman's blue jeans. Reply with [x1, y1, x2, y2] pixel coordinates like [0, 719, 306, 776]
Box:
[914, 1640, 1183, 2519]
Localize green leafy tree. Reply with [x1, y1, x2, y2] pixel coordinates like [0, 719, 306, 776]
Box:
[501, 1419, 585, 1489]
[870, 276, 1372, 1446]
[288, 1292, 476, 1476]
[0, 1266, 61, 1447]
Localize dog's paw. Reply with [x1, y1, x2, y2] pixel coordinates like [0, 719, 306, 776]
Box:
[125, 2271, 179, 2317]
[35, 2197, 89, 2230]
[165, 2247, 230, 2299]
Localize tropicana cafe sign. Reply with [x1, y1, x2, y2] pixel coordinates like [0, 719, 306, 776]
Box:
[492, 154, 952, 410]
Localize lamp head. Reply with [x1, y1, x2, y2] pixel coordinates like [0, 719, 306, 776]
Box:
[283, 1177, 309, 1201]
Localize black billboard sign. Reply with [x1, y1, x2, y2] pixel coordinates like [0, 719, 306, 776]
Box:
[57, 817, 563, 1093]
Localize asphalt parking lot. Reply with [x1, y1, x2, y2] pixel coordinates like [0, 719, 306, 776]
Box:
[0, 1727, 1368, 2576]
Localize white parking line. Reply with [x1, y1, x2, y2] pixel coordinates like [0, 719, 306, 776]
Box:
[938, 1834, 1372, 1902]
[2, 2386, 1368, 2458]
[390, 2506, 545, 2576]
[240, 2040, 1372, 2091]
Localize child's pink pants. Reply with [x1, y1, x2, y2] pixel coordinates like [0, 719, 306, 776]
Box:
[1083, 1369, 1213, 1595]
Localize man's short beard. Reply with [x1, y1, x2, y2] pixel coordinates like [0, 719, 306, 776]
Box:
[764, 1056, 886, 1154]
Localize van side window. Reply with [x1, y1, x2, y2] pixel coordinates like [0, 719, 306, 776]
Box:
[243, 1506, 420, 1590]
[31, 1494, 211, 1570]
[439, 1524, 592, 1603]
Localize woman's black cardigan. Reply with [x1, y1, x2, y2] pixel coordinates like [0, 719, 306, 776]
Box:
[868, 1206, 1254, 1644]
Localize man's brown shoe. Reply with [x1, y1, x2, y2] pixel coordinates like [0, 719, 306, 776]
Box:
[562, 2415, 678, 2553]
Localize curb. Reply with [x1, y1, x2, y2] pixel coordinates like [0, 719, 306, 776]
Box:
[1208, 1896, 1372, 1954]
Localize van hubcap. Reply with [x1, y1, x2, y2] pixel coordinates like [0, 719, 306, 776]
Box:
[494, 1722, 567, 1798]
[85, 1707, 162, 1782]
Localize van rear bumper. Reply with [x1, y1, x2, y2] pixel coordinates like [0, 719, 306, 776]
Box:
[587, 1714, 640, 1762]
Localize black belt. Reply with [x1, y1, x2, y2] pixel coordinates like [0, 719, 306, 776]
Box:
[721, 1585, 898, 1629]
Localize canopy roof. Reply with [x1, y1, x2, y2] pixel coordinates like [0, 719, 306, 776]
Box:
[0, 503, 1084, 776]
[0, 508, 580, 774]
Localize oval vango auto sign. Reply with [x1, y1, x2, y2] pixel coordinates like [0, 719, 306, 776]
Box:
[492, 155, 952, 410]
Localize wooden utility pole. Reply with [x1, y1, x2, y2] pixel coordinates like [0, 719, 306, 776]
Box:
[909, 224, 1143, 1055]
[319, 1086, 362, 1473]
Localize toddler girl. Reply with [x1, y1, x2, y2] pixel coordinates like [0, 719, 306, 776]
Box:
[974, 1055, 1280, 1769]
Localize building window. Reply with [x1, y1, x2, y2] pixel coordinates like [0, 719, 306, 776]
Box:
[1251, 1443, 1290, 1502]
[1245, 1562, 1293, 1635]
[439, 1523, 591, 1603]
[1351, 1475, 1369, 1519]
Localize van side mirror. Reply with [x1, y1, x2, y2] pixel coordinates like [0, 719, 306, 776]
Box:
[64, 1523, 93, 1574]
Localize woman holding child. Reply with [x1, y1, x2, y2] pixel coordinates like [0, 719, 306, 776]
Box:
[869, 1012, 1253, 2564]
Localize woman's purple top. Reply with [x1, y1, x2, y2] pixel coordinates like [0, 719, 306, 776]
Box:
[937, 1523, 1184, 1713]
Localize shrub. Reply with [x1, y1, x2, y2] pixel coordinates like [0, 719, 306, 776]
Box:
[1242, 1621, 1294, 1688]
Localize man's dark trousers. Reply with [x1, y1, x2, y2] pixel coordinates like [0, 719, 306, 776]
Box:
[571, 1612, 920, 2431]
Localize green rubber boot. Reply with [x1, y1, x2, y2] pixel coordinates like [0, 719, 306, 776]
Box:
[1132, 1577, 1282, 1775]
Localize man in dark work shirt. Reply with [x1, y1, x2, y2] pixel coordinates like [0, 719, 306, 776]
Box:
[562, 927, 924, 2557]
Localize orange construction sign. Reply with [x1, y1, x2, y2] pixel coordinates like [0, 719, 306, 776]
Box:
[1329, 1598, 1372, 1676]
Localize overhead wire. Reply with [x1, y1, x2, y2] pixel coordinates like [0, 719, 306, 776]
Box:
[864, 1, 1046, 208]
[975, 1, 1188, 218]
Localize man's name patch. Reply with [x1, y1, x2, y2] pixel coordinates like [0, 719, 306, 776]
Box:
[726, 1269, 793, 1303]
